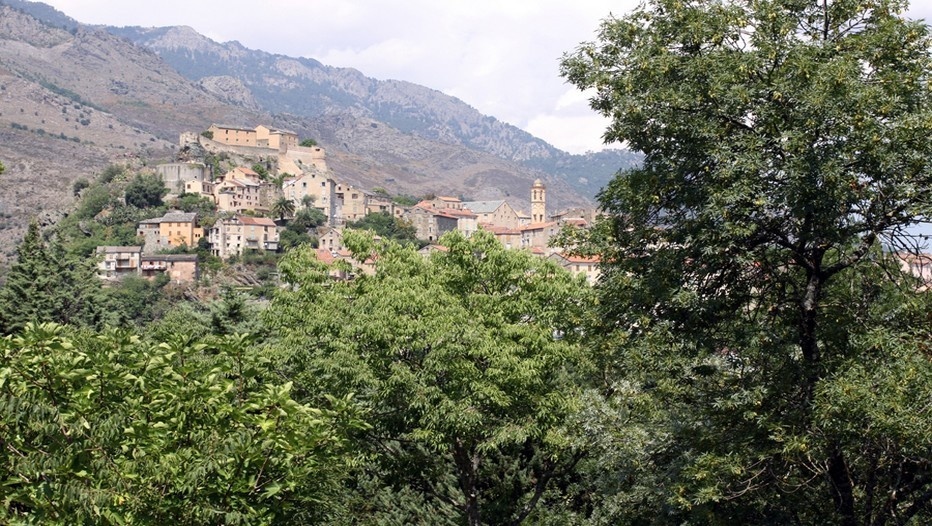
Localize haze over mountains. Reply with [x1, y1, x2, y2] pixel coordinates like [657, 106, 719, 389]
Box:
[0, 0, 639, 265]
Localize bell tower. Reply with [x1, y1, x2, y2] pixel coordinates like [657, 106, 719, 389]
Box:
[531, 179, 546, 223]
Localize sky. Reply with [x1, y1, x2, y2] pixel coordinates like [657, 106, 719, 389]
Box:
[36, 1, 932, 155]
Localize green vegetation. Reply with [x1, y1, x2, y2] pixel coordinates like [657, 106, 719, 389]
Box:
[200, 129, 213, 139]
[559, 0, 932, 523]
[271, 196, 296, 221]
[267, 230, 592, 524]
[345, 211, 417, 244]
[299, 138, 317, 147]
[1, 1, 930, 523]
[124, 173, 168, 208]
[0, 323, 365, 524]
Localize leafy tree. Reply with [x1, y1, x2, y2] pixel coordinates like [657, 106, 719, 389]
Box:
[0, 222, 107, 334]
[561, 0, 932, 524]
[272, 196, 296, 221]
[200, 129, 213, 139]
[300, 194, 316, 210]
[0, 160, 5, 175]
[171, 192, 216, 215]
[267, 230, 592, 525]
[97, 164, 124, 185]
[251, 163, 269, 179]
[72, 177, 89, 196]
[300, 138, 318, 147]
[0, 323, 367, 524]
[124, 173, 168, 208]
[346, 211, 417, 244]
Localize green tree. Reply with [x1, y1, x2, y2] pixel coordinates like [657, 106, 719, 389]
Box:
[0, 222, 107, 334]
[271, 196, 296, 221]
[300, 138, 317, 147]
[267, 230, 592, 525]
[561, 0, 932, 523]
[346, 211, 417, 244]
[0, 323, 366, 524]
[72, 177, 89, 196]
[0, 160, 5, 175]
[124, 174, 168, 208]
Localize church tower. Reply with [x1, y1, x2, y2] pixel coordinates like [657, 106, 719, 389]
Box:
[531, 179, 546, 223]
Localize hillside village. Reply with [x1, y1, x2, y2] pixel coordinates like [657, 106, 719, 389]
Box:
[95, 123, 602, 286]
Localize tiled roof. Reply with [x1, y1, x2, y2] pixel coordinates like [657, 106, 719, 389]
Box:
[238, 215, 276, 227]
[462, 200, 506, 214]
[96, 246, 142, 253]
[519, 221, 558, 232]
[212, 124, 254, 132]
[160, 211, 198, 223]
[142, 254, 198, 262]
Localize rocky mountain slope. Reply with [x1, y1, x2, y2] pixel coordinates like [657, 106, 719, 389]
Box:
[0, 0, 634, 267]
[106, 24, 640, 198]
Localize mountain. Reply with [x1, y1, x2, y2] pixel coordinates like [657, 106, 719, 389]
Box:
[106, 24, 640, 198]
[0, 1, 637, 267]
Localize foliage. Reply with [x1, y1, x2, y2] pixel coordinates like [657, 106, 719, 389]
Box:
[0, 222, 107, 334]
[345, 211, 417, 244]
[299, 138, 318, 147]
[0, 160, 5, 175]
[201, 129, 213, 139]
[124, 173, 168, 209]
[0, 323, 367, 524]
[72, 177, 90, 196]
[561, 0, 932, 523]
[271, 196, 296, 221]
[279, 228, 315, 251]
[97, 164, 125, 185]
[170, 192, 217, 216]
[74, 184, 117, 220]
[252, 163, 269, 179]
[267, 230, 593, 525]
[391, 194, 420, 207]
[104, 275, 170, 328]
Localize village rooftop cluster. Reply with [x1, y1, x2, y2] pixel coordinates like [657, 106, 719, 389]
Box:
[96, 124, 602, 285]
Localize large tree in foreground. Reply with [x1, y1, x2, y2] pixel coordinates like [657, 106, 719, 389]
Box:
[561, 1, 932, 524]
[267, 231, 592, 525]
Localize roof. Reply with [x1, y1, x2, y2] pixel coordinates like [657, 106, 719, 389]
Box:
[315, 248, 336, 265]
[160, 212, 198, 223]
[211, 124, 254, 132]
[96, 246, 142, 254]
[233, 166, 259, 177]
[437, 196, 461, 202]
[142, 254, 198, 262]
[551, 252, 600, 264]
[480, 224, 520, 235]
[139, 218, 162, 225]
[237, 215, 277, 227]
[461, 200, 507, 214]
[519, 221, 558, 232]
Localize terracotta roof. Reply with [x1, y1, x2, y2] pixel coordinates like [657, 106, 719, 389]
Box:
[237, 215, 276, 227]
[519, 221, 558, 232]
[437, 196, 461, 202]
[315, 248, 336, 265]
[480, 224, 520, 235]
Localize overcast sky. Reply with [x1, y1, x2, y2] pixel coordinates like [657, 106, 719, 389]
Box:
[38, 0, 932, 155]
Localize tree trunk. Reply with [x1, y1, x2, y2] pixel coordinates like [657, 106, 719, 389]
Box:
[453, 441, 482, 526]
[828, 447, 858, 526]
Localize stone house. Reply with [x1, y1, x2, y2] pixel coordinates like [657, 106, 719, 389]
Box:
[156, 162, 208, 196]
[317, 227, 344, 252]
[334, 183, 368, 223]
[209, 215, 280, 259]
[283, 172, 336, 222]
[549, 252, 601, 286]
[207, 124, 257, 147]
[255, 125, 298, 151]
[96, 246, 142, 281]
[407, 204, 460, 243]
[480, 224, 522, 249]
[461, 200, 523, 229]
[140, 254, 199, 283]
[137, 212, 204, 253]
[214, 178, 265, 214]
[519, 221, 560, 252]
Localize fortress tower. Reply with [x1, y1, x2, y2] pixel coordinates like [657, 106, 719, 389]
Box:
[531, 179, 546, 223]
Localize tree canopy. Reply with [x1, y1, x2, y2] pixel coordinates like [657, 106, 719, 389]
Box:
[124, 174, 168, 208]
[561, 0, 932, 524]
[266, 230, 593, 525]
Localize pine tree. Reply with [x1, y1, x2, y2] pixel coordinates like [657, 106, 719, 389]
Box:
[0, 222, 107, 334]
